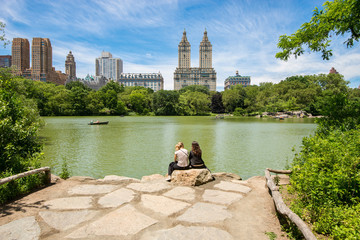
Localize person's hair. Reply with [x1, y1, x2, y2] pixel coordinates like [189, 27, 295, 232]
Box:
[175, 143, 181, 151]
[192, 141, 202, 157]
[177, 142, 184, 148]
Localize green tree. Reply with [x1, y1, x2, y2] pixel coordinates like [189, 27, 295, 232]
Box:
[99, 80, 124, 93]
[179, 85, 210, 95]
[86, 91, 105, 115]
[276, 0, 360, 60]
[152, 90, 180, 115]
[0, 21, 10, 47]
[129, 89, 151, 115]
[0, 69, 42, 173]
[69, 86, 89, 115]
[178, 91, 211, 115]
[222, 85, 246, 112]
[211, 92, 225, 113]
[65, 81, 92, 91]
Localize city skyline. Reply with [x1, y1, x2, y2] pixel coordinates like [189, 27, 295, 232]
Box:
[1, 0, 360, 91]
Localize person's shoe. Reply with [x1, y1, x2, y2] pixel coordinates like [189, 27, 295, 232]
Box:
[165, 176, 171, 182]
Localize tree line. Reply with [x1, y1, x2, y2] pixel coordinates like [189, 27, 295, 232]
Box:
[8, 71, 360, 117]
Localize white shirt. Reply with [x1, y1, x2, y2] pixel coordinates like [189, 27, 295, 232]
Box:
[175, 149, 189, 167]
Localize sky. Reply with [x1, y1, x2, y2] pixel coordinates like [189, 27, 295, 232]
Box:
[1, 0, 360, 91]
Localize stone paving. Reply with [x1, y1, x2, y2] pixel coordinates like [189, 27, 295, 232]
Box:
[0, 174, 287, 240]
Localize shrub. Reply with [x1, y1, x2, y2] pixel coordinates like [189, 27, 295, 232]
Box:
[289, 129, 360, 237]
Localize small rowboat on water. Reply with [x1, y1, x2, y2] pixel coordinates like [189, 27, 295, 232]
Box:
[88, 121, 109, 125]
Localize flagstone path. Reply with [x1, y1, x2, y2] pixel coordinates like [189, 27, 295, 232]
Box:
[0, 174, 288, 240]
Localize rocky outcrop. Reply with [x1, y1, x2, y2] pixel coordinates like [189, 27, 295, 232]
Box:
[171, 169, 214, 186]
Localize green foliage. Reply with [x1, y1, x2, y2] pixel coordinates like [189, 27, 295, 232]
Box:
[222, 85, 246, 112]
[211, 92, 225, 113]
[60, 160, 71, 179]
[265, 231, 277, 240]
[0, 21, 10, 47]
[289, 129, 360, 238]
[233, 107, 246, 116]
[179, 85, 210, 95]
[276, 0, 360, 60]
[0, 69, 42, 173]
[152, 90, 180, 115]
[0, 69, 46, 204]
[177, 91, 211, 116]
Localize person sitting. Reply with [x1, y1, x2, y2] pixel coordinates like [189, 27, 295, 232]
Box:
[166, 142, 189, 181]
[189, 141, 207, 169]
[189, 141, 215, 180]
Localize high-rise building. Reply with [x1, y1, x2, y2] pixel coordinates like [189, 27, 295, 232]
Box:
[0, 55, 12, 68]
[65, 51, 76, 79]
[174, 30, 217, 91]
[11, 38, 30, 74]
[31, 38, 52, 82]
[118, 73, 164, 92]
[199, 30, 212, 69]
[178, 30, 191, 69]
[13, 37, 66, 85]
[224, 71, 251, 90]
[95, 51, 123, 80]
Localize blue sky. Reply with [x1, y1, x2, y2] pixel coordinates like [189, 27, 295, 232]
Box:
[1, 0, 359, 91]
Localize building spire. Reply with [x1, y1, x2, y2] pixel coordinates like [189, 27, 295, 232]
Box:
[181, 29, 189, 43]
[202, 28, 209, 42]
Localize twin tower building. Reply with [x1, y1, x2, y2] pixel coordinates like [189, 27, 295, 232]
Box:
[174, 29, 216, 91]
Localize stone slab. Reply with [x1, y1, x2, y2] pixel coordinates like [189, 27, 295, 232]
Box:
[100, 175, 140, 182]
[141, 194, 190, 216]
[141, 174, 165, 182]
[177, 202, 232, 223]
[39, 210, 98, 230]
[163, 186, 196, 201]
[98, 188, 135, 208]
[127, 182, 172, 193]
[66, 205, 158, 238]
[0, 216, 40, 240]
[68, 184, 118, 195]
[140, 225, 233, 240]
[43, 197, 93, 210]
[202, 189, 243, 205]
[214, 181, 252, 194]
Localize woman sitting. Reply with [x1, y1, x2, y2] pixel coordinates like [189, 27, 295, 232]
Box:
[189, 141, 207, 169]
[167, 142, 189, 181]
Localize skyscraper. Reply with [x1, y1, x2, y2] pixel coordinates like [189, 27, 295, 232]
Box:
[178, 30, 191, 69]
[174, 30, 217, 91]
[65, 51, 76, 79]
[0, 55, 12, 68]
[95, 51, 123, 80]
[199, 29, 212, 69]
[11, 38, 30, 74]
[31, 38, 52, 82]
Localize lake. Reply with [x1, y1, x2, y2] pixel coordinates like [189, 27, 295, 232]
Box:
[39, 116, 317, 179]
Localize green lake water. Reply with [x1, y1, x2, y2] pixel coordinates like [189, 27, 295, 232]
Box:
[39, 116, 316, 179]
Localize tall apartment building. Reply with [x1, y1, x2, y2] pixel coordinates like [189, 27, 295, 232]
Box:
[31, 38, 52, 82]
[224, 71, 251, 90]
[13, 37, 66, 85]
[95, 51, 123, 80]
[11, 38, 30, 74]
[174, 30, 217, 91]
[65, 51, 76, 79]
[0, 55, 12, 68]
[118, 73, 164, 92]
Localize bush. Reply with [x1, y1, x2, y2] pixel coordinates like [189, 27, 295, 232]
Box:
[0, 69, 45, 204]
[289, 129, 360, 237]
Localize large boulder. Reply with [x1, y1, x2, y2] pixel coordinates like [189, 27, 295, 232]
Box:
[171, 169, 214, 186]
